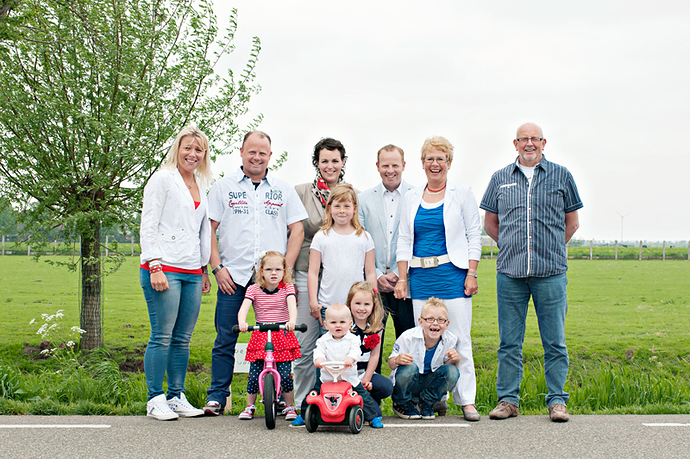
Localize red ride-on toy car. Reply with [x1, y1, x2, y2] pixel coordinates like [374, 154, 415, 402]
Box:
[304, 361, 364, 434]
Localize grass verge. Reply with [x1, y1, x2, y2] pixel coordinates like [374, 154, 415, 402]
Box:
[1, 256, 689, 416]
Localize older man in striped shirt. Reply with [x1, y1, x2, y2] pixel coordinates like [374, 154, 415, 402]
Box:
[480, 122, 582, 423]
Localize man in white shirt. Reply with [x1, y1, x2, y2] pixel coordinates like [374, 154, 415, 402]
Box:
[204, 131, 307, 415]
[358, 144, 415, 370]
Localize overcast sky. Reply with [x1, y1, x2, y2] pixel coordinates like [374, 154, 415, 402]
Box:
[211, 0, 690, 243]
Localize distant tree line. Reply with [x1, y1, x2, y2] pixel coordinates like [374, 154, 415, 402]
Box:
[0, 198, 140, 244]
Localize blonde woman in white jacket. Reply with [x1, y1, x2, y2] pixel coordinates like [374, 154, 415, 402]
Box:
[140, 126, 212, 421]
[394, 136, 482, 421]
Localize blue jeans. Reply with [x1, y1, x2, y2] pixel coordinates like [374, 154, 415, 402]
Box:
[392, 363, 459, 407]
[140, 269, 202, 401]
[367, 372, 394, 405]
[496, 272, 570, 408]
[206, 283, 247, 405]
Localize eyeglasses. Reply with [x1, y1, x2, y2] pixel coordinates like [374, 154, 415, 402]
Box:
[421, 317, 448, 324]
[516, 137, 543, 144]
[424, 157, 448, 164]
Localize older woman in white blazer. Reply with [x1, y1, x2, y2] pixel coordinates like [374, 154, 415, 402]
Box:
[393, 136, 482, 421]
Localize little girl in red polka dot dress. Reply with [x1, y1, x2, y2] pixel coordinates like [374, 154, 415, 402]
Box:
[237, 251, 301, 421]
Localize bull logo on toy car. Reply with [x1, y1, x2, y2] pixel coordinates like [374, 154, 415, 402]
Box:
[324, 393, 342, 410]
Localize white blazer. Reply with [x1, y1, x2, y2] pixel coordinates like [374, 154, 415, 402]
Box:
[140, 168, 211, 270]
[358, 180, 414, 278]
[396, 181, 482, 268]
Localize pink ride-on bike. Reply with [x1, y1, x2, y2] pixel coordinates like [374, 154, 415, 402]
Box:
[232, 323, 307, 430]
[304, 361, 364, 434]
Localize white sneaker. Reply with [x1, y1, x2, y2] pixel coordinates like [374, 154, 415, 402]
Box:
[238, 405, 256, 420]
[167, 393, 204, 417]
[147, 394, 179, 421]
[282, 405, 298, 421]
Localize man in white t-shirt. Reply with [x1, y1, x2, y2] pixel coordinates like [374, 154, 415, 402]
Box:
[203, 131, 308, 415]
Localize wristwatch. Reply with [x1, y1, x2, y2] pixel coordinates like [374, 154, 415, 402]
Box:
[212, 264, 225, 275]
[467, 272, 478, 278]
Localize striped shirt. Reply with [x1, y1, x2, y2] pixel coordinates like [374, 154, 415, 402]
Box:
[244, 283, 296, 323]
[480, 156, 583, 278]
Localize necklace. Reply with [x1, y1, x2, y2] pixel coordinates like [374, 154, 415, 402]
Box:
[425, 183, 446, 195]
[179, 168, 195, 189]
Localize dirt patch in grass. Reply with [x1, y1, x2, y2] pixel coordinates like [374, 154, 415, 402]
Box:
[23, 341, 58, 359]
[111, 345, 146, 373]
[187, 361, 206, 374]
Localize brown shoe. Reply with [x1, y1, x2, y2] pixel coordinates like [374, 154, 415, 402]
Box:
[433, 400, 448, 416]
[548, 404, 570, 422]
[489, 401, 519, 420]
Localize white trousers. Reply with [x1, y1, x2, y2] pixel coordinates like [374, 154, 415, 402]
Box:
[292, 270, 321, 407]
[412, 297, 476, 406]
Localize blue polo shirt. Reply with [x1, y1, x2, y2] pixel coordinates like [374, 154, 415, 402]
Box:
[480, 156, 583, 278]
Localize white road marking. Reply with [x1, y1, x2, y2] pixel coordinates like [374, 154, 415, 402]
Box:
[642, 423, 690, 427]
[0, 425, 111, 429]
[385, 423, 470, 428]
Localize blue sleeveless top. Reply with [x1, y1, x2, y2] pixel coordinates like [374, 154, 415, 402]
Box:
[409, 202, 469, 300]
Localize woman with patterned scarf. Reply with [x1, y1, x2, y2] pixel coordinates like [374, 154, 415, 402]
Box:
[291, 138, 359, 413]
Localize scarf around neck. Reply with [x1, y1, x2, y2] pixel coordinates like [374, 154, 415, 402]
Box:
[312, 175, 333, 208]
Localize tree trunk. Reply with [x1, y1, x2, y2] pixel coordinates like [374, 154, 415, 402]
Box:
[80, 221, 102, 349]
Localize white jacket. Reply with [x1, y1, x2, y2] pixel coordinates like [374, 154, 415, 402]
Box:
[388, 326, 461, 385]
[396, 181, 482, 268]
[140, 168, 211, 270]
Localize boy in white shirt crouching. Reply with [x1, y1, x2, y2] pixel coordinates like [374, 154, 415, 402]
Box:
[389, 297, 460, 420]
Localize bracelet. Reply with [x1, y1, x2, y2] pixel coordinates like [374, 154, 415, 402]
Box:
[467, 272, 478, 278]
[148, 260, 162, 268]
[212, 263, 224, 275]
[150, 265, 163, 273]
[396, 279, 407, 284]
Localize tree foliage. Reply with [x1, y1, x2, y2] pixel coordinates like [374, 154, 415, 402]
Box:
[0, 197, 17, 234]
[0, 0, 261, 348]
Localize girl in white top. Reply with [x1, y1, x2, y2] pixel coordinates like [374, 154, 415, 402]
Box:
[308, 184, 377, 328]
[347, 281, 393, 406]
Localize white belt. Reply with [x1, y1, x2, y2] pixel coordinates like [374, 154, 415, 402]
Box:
[409, 254, 451, 269]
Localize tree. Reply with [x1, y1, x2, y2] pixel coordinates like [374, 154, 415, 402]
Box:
[0, 197, 17, 234]
[0, 0, 261, 349]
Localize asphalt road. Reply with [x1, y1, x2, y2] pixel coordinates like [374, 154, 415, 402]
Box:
[1, 414, 689, 459]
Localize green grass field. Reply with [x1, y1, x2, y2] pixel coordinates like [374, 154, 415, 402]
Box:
[1, 256, 689, 416]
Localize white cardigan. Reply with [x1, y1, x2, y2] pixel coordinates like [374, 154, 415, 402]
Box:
[396, 181, 482, 268]
[139, 168, 211, 270]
